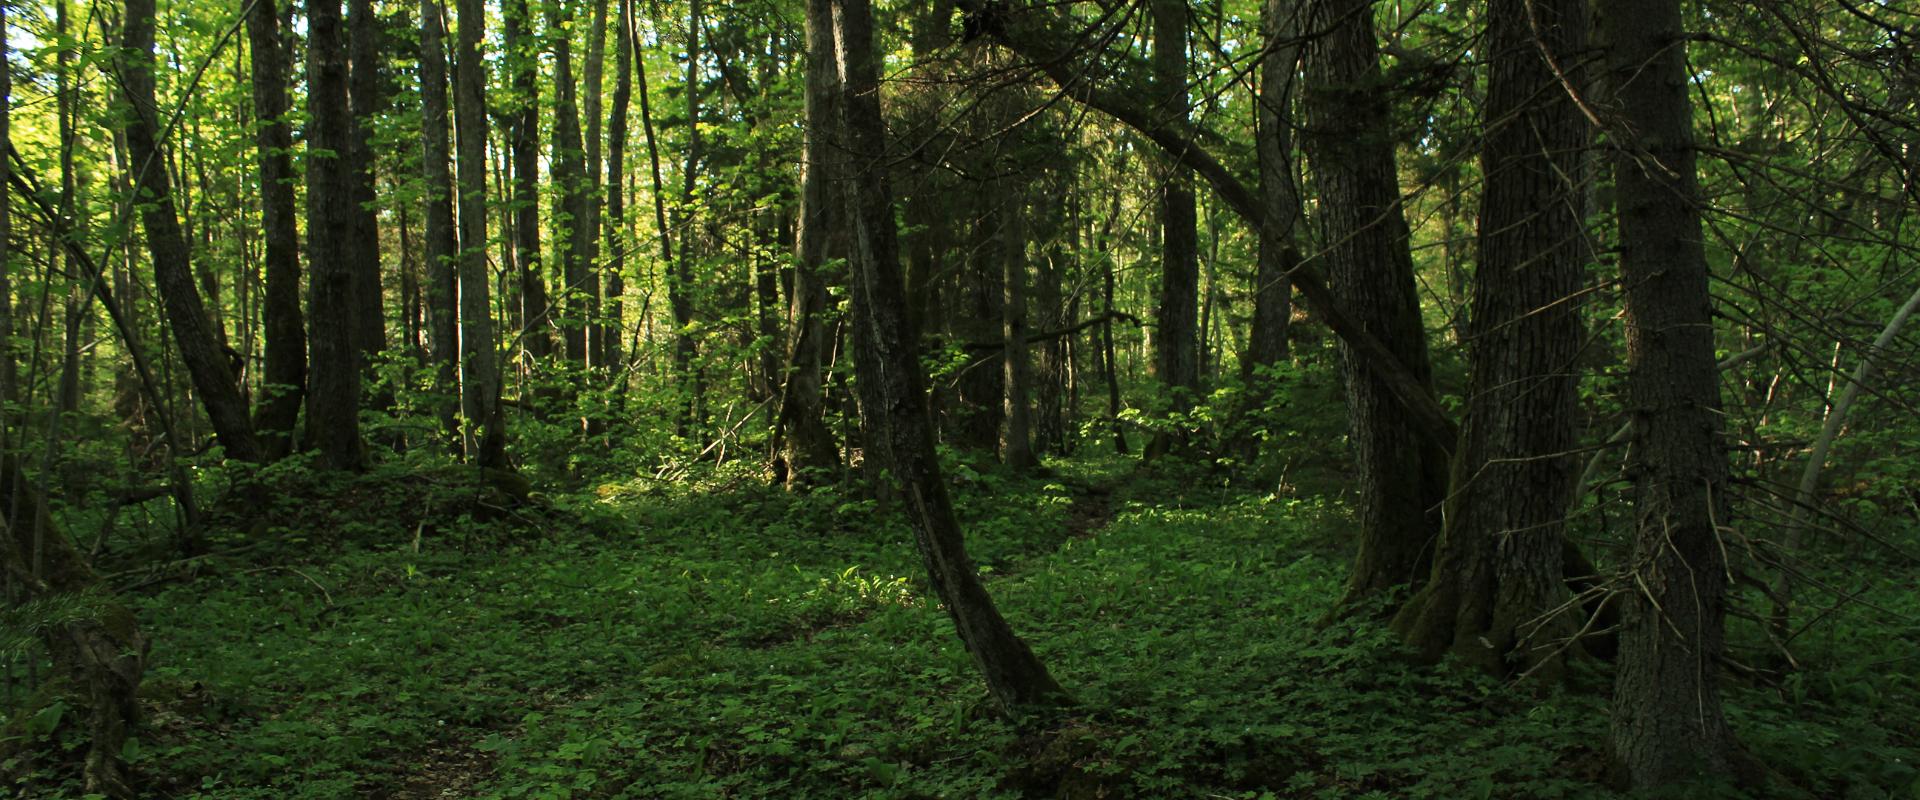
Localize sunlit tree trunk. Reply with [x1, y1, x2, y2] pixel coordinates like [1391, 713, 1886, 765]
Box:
[777, 0, 844, 487]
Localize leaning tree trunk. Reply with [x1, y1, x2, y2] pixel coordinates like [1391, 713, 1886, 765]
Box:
[1300, 0, 1446, 605]
[777, 0, 845, 488]
[119, 0, 262, 464]
[1391, 0, 1590, 678]
[455, 0, 507, 468]
[1599, 0, 1755, 788]
[1142, 0, 1200, 461]
[830, 0, 1067, 715]
[0, 459, 147, 799]
[305, 0, 367, 470]
[419, 0, 461, 441]
[248, 0, 307, 460]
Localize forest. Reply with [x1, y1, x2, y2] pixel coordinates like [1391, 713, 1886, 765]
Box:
[0, 0, 1914, 795]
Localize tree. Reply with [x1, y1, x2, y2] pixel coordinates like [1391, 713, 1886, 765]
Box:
[419, 0, 460, 439]
[118, 0, 263, 464]
[1392, 0, 1590, 676]
[1244, 0, 1300, 383]
[506, 0, 554, 362]
[776, 0, 844, 488]
[455, 0, 506, 467]
[551, 0, 593, 366]
[347, 0, 387, 364]
[1598, 0, 1754, 786]
[1142, 0, 1199, 461]
[248, 0, 307, 460]
[1299, 0, 1447, 604]
[306, 0, 368, 470]
[830, 0, 1067, 714]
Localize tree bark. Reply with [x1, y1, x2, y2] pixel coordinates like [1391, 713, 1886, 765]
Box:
[1244, 0, 1300, 382]
[1598, 0, 1754, 786]
[248, 0, 307, 460]
[831, 0, 1067, 715]
[347, 0, 387, 365]
[1001, 184, 1037, 470]
[552, 0, 593, 366]
[601, 0, 633, 373]
[305, 0, 367, 470]
[119, 0, 263, 463]
[455, 0, 507, 467]
[507, 0, 554, 362]
[777, 0, 845, 488]
[673, 0, 706, 431]
[419, 0, 461, 441]
[1300, 0, 1446, 604]
[584, 0, 609, 367]
[1143, 0, 1199, 461]
[1391, 0, 1590, 677]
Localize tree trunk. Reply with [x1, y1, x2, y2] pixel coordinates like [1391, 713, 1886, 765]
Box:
[830, 0, 1067, 714]
[1300, 0, 1445, 604]
[584, 0, 608, 368]
[1391, 0, 1590, 678]
[1001, 184, 1037, 470]
[1143, 0, 1199, 461]
[552, 0, 592, 366]
[119, 0, 263, 464]
[347, 0, 387, 366]
[672, 0, 705, 432]
[1244, 0, 1299, 382]
[420, 0, 461, 441]
[305, 0, 367, 470]
[778, 0, 844, 488]
[601, 0, 633, 373]
[0, 0, 16, 410]
[1598, 0, 1754, 788]
[248, 0, 307, 460]
[507, 0, 554, 363]
[455, 0, 507, 468]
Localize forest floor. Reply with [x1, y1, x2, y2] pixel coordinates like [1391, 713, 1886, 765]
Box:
[68, 453, 1920, 799]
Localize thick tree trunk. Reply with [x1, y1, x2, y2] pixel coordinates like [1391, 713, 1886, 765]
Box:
[507, 0, 554, 362]
[419, 0, 461, 441]
[1300, 0, 1445, 604]
[1143, 0, 1199, 461]
[248, 0, 307, 460]
[305, 0, 367, 470]
[778, 0, 844, 488]
[455, 0, 507, 467]
[831, 0, 1067, 714]
[120, 0, 263, 464]
[1598, 0, 1753, 788]
[1391, 0, 1589, 677]
[347, 0, 387, 365]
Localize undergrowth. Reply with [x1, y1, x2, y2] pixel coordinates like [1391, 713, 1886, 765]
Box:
[18, 451, 1914, 799]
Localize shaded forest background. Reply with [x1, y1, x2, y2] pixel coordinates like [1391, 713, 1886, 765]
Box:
[0, 0, 1915, 796]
